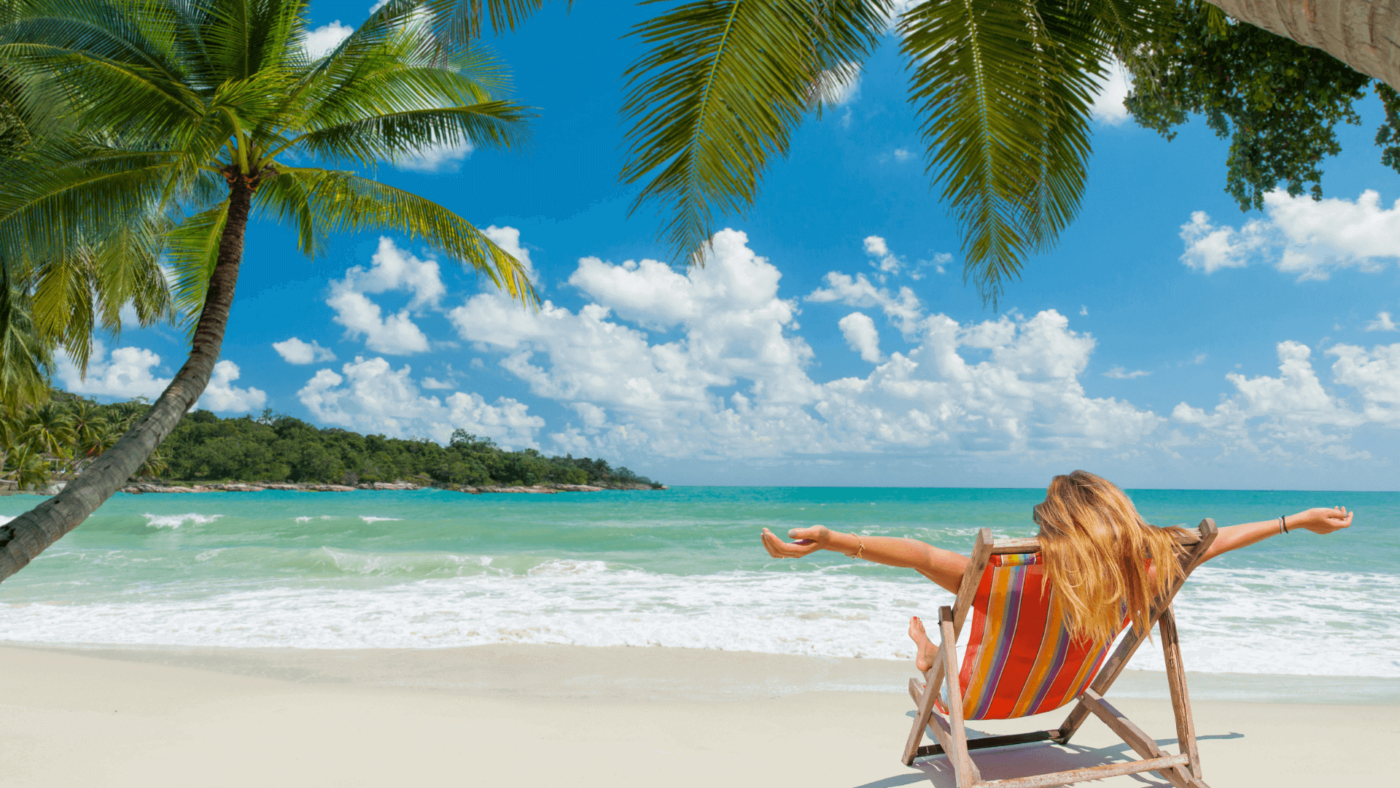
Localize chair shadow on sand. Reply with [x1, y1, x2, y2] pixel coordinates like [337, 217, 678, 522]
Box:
[854, 723, 1245, 788]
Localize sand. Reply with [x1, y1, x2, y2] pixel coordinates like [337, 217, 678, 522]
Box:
[0, 644, 1395, 787]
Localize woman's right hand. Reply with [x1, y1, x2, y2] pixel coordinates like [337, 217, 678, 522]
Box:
[1288, 506, 1353, 535]
[761, 525, 832, 559]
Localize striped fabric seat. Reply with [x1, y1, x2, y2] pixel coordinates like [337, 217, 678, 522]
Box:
[950, 552, 1118, 721]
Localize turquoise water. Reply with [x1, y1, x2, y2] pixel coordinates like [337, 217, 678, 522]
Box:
[0, 487, 1395, 677]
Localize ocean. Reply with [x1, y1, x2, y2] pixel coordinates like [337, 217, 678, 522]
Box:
[0, 487, 1396, 679]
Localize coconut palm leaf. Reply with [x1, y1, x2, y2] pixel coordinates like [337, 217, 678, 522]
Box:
[265, 166, 535, 302]
[412, 0, 566, 46]
[165, 201, 229, 330]
[620, 0, 889, 266]
[0, 284, 52, 414]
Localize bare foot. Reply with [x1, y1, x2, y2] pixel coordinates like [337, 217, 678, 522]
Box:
[909, 616, 940, 673]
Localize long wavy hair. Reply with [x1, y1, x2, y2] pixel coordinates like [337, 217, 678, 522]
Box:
[1034, 471, 1189, 644]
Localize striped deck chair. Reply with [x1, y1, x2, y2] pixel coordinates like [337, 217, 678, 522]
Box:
[902, 519, 1218, 788]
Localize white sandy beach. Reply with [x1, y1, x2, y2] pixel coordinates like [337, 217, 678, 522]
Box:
[1, 644, 1395, 787]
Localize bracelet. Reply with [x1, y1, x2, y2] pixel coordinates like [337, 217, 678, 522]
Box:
[847, 535, 865, 560]
[1279, 515, 1289, 535]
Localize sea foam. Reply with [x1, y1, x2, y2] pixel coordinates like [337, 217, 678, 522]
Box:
[142, 513, 222, 529]
[0, 562, 1394, 678]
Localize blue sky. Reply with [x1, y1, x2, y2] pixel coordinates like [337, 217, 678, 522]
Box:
[61, 2, 1400, 490]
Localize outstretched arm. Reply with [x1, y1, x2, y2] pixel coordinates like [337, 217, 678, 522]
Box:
[761, 526, 969, 594]
[1203, 506, 1353, 562]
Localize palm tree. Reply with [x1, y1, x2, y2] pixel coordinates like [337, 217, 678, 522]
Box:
[2, 442, 49, 491]
[21, 401, 72, 460]
[0, 0, 535, 582]
[64, 399, 109, 466]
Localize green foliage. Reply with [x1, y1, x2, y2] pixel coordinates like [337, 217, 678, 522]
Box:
[1373, 83, 1400, 174]
[0, 389, 118, 488]
[0, 393, 660, 490]
[1123, 1, 1373, 211]
[900, 0, 1130, 302]
[620, 0, 889, 267]
[155, 407, 657, 488]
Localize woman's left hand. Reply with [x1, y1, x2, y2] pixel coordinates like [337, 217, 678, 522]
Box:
[1288, 506, 1353, 535]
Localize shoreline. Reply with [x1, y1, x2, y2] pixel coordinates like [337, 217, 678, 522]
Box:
[0, 643, 1392, 787]
[120, 481, 667, 494]
[4, 642, 1398, 705]
[0, 480, 668, 496]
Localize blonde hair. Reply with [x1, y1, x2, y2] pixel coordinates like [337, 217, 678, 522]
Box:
[1034, 471, 1188, 644]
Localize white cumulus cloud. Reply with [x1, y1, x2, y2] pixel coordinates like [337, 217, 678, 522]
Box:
[1327, 342, 1400, 425]
[1090, 59, 1132, 125]
[305, 21, 353, 59]
[863, 235, 901, 274]
[839, 312, 882, 362]
[449, 229, 1163, 460]
[1366, 311, 1398, 332]
[197, 361, 267, 413]
[57, 342, 262, 412]
[1105, 366, 1149, 379]
[56, 340, 169, 400]
[327, 237, 444, 355]
[1172, 341, 1369, 457]
[806, 271, 922, 335]
[272, 337, 336, 365]
[297, 356, 542, 447]
[396, 140, 474, 173]
[1179, 210, 1267, 273]
[1181, 190, 1400, 279]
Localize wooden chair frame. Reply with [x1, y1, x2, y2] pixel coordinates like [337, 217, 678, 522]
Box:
[901, 519, 1219, 788]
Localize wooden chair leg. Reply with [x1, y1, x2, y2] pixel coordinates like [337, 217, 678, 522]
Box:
[1160, 607, 1204, 782]
[1080, 688, 1197, 788]
[902, 661, 945, 764]
[939, 606, 981, 787]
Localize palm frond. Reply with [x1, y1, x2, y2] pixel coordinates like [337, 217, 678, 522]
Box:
[164, 201, 229, 332]
[900, 0, 1106, 303]
[417, 0, 565, 44]
[621, 0, 889, 266]
[0, 0, 206, 140]
[275, 166, 535, 304]
[0, 275, 53, 414]
[0, 141, 183, 263]
[292, 102, 530, 165]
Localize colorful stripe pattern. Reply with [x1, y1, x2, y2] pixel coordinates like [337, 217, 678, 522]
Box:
[949, 553, 1118, 721]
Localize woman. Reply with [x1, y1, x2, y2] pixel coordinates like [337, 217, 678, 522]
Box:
[760, 470, 1353, 672]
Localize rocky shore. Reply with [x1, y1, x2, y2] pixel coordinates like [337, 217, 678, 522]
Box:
[118, 481, 665, 495]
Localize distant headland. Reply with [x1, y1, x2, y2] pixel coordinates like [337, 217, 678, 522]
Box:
[5, 393, 663, 495]
[119, 481, 665, 495]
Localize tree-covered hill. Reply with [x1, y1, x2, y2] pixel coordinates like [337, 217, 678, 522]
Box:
[3, 392, 660, 490]
[164, 408, 660, 488]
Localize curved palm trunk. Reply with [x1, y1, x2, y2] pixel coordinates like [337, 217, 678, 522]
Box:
[1211, 1, 1400, 88]
[0, 182, 253, 583]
